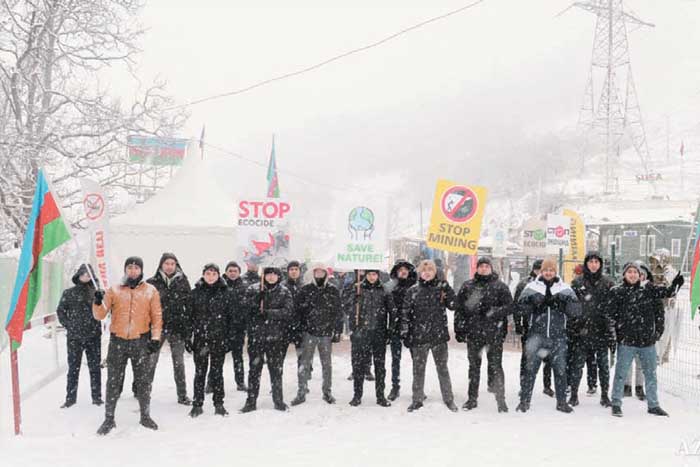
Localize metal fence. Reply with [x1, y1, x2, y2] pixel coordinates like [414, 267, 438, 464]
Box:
[657, 289, 700, 403]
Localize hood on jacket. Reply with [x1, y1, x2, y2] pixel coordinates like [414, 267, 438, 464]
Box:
[72, 263, 99, 287]
[304, 262, 330, 286]
[390, 260, 416, 280]
[583, 251, 604, 279]
[154, 252, 184, 277]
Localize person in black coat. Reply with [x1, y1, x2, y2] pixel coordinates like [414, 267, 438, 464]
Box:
[186, 263, 234, 417]
[455, 257, 513, 412]
[57, 264, 103, 408]
[401, 260, 458, 412]
[569, 251, 615, 407]
[223, 261, 249, 391]
[345, 269, 394, 407]
[240, 266, 295, 413]
[342, 270, 374, 381]
[291, 263, 344, 406]
[514, 259, 553, 397]
[607, 262, 683, 417]
[516, 258, 581, 414]
[146, 252, 192, 405]
[384, 259, 417, 401]
[283, 260, 306, 381]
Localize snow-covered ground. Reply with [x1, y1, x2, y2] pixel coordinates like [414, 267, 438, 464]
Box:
[2, 336, 699, 467]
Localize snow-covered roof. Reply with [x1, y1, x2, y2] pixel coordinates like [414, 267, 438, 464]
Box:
[576, 200, 697, 226]
[111, 143, 236, 229]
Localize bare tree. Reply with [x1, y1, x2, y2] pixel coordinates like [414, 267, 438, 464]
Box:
[0, 0, 187, 251]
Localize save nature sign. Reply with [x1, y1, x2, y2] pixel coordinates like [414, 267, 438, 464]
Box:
[333, 201, 388, 270]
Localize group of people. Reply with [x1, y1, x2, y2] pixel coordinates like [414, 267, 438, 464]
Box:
[54, 249, 684, 435]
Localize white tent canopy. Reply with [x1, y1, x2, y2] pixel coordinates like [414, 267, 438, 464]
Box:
[110, 143, 238, 281]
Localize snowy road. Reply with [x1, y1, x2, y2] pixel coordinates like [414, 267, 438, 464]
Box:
[2, 341, 699, 467]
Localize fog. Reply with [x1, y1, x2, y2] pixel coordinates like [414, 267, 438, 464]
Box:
[108, 0, 700, 222]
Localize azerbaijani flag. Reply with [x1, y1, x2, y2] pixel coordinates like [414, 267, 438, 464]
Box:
[690, 206, 700, 320]
[5, 169, 71, 348]
[266, 135, 280, 198]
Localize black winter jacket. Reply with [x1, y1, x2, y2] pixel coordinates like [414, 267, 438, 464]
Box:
[189, 278, 234, 353]
[343, 278, 395, 340]
[283, 278, 304, 345]
[56, 265, 102, 340]
[224, 276, 249, 330]
[297, 281, 343, 337]
[571, 267, 615, 346]
[147, 262, 192, 339]
[454, 273, 513, 343]
[245, 281, 295, 343]
[385, 262, 417, 338]
[605, 280, 674, 348]
[401, 278, 456, 347]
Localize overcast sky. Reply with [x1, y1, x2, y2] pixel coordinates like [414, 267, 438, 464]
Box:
[110, 0, 700, 207]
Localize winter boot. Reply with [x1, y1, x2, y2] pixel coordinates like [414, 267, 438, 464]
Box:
[274, 401, 289, 412]
[611, 406, 623, 417]
[497, 400, 509, 413]
[635, 385, 646, 401]
[543, 387, 555, 398]
[60, 400, 76, 409]
[515, 401, 530, 413]
[323, 393, 336, 404]
[178, 396, 192, 406]
[349, 396, 362, 407]
[189, 406, 203, 418]
[214, 405, 229, 416]
[291, 394, 306, 406]
[568, 394, 579, 407]
[92, 398, 104, 406]
[407, 401, 423, 412]
[376, 396, 391, 407]
[96, 417, 116, 436]
[647, 407, 669, 417]
[556, 401, 574, 414]
[462, 399, 478, 411]
[140, 414, 159, 431]
[600, 393, 612, 408]
[240, 399, 257, 413]
[445, 401, 458, 412]
[623, 385, 632, 397]
[387, 386, 400, 401]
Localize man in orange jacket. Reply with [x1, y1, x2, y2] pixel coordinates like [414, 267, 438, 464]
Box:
[93, 256, 163, 435]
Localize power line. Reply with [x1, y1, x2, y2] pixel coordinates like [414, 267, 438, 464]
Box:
[203, 141, 398, 197]
[164, 0, 487, 111]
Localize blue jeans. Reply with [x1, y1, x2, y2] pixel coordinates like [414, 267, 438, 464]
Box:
[520, 335, 568, 404]
[611, 344, 659, 409]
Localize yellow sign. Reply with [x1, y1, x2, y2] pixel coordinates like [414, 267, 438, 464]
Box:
[426, 180, 487, 255]
[563, 208, 586, 283]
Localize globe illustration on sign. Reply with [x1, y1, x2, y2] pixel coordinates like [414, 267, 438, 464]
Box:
[348, 207, 375, 240]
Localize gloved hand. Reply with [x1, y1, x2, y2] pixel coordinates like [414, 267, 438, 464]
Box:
[331, 333, 341, 343]
[184, 338, 193, 354]
[147, 339, 160, 354]
[654, 330, 663, 342]
[671, 272, 684, 291]
[94, 290, 105, 306]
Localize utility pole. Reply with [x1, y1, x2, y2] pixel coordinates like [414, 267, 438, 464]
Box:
[570, 0, 655, 195]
